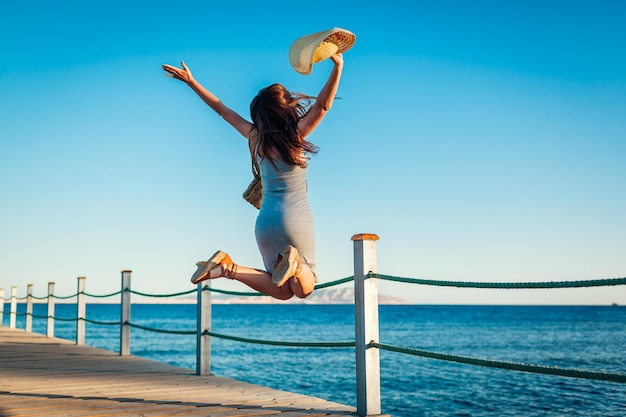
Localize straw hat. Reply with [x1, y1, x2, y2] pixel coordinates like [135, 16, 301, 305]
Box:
[289, 28, 356, 75]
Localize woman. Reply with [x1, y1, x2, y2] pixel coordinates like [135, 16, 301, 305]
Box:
[162, 53, 343, 300]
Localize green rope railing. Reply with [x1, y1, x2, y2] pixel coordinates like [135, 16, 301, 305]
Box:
[203, 330, 355, 348]
[126, 322, 196, 335]
[315, 276, 354, 289]
[124, 322, 354, 347]
[4, 275, 623, 302]
[83, 290, 121, 298]
[373, 342, 626, 383]
[16, 305, 624, 383]
[4, 273, 624, 386]
[82, 317, 119, 326]
[2, 290, 121, 301]
[2, 292, 69, 301]
[48, 316, 80, 322]
[373, 273, 626, 289]
[51, 293, 80, 300]
[14, 311, 121, 327]
[204, 287, 266, 297]
[127, 288, 196, 298]
[30, 294, 50, 301]
[28, 314, 53, 320]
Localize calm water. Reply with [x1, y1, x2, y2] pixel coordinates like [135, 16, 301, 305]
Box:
[3, 303, 625, 416]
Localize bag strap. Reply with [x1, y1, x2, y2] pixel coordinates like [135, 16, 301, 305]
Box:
[248, 130, 261, 178]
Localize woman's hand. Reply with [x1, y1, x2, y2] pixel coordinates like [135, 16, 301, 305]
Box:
[162, 61, 194, 84]
[329, 53, 344, 67]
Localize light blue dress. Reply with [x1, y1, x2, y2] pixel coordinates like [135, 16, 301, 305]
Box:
[254, 158, 316, 277]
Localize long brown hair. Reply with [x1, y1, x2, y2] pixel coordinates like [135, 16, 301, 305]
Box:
[250, 83, 319, 168]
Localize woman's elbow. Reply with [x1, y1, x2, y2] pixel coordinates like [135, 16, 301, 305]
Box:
[319, 101, 332, 112]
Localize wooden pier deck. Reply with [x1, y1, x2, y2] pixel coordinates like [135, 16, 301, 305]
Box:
[0, 326, 356, 417]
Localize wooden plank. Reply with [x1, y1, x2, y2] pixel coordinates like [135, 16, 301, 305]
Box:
[0, 327, 356, 417]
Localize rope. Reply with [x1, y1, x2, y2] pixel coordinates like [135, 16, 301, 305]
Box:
[121, 321, 354, 347]
[124, 322, 354, 348]
[3, 291, 120, 300]
[30, 295, 50, 301]
[51, 293, 79, 300]
[206, 287, 266, 297]
[83, 291, 122, 298]
[13, 313, 118, 327]
[204, 330, 355, 348]
[126, 322, 196, 335]
[373, 342, 626, 384]
[5, 274, 625, 387]
[4, 275, 622, 301]
[373, 273, 626, 289]
[128, 288, 196, 298]
[2, 293, 74, 300]
[82, 318, 119, 326]
[2, 293, 48, 300]
[29, 314, 52, 320]
[48, 316, 79, 322]
[314, 276, 354, 290]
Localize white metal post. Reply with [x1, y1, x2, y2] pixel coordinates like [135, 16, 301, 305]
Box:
[353, 233, 383, 417]
[197, 282, 212, 375]
[76, 277, 86, 344]
[25, 284, 33, 332]
[47, 282, 55, 337]
[10, 286, 17, 329]
[120, 270, 132, 356]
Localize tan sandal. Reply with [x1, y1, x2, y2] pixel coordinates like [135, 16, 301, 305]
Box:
[272, 245, 302, 287]
[191, 250, 238, 284]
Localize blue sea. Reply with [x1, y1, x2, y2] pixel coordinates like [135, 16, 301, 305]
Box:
[3, 303, 625, 417]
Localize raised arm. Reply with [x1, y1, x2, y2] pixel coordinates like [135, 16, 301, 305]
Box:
[297, 54, 344, 138]
[163, 61, 253, 138]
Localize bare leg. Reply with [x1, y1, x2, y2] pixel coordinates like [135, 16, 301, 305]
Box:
[229, 266, 295, 300]
[192, 250, 313, 300]
[288, 264, 316, 298]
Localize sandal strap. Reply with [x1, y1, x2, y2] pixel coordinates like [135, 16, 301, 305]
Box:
[222, 262, 238, 279]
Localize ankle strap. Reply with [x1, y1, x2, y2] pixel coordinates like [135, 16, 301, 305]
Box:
[222, 262, 237, 279]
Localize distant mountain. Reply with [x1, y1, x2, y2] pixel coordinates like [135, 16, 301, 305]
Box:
[211, 286, 409, 305]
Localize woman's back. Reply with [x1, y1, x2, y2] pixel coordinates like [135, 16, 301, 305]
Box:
[260, 159, 308, 201]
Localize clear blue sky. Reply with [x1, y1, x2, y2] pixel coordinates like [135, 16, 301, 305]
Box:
[1, 1, 625, 304]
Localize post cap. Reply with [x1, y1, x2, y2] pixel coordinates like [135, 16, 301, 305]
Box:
[351, 233, 380, 241]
